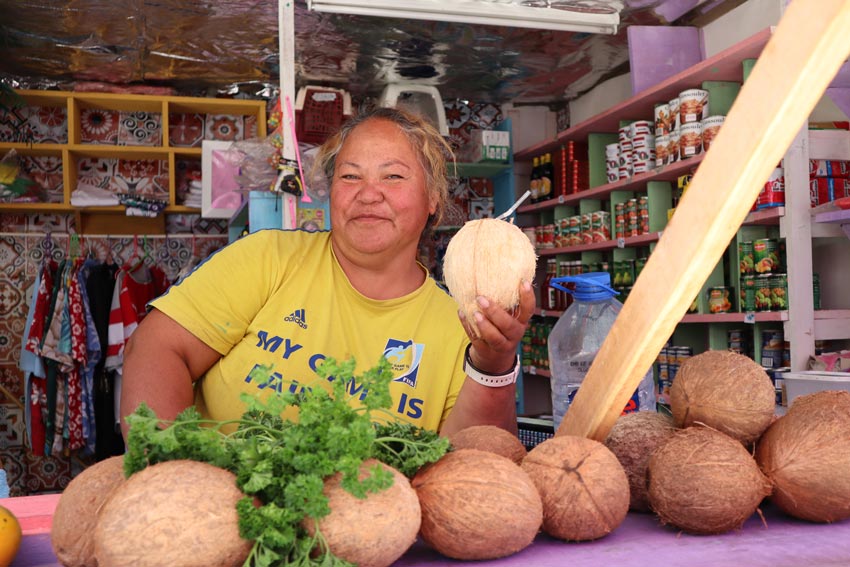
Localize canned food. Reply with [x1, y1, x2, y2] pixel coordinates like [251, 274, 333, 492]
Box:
[667, 130, 680, 164]
[635, 256, 647, 278]
[770, 273, 788, 311]
[655, 103, 672, 136]
[753, 238, 779, 274]
[762, 329, 784, 349]
[701, 115, 725, 152]
[542, 223, 555, 248]
[739, 241, 755, 275]
[678, 88, 710, 124]
[580, 213, 593, 245]
[728, 329, 746, 342]
[754, 275, 772, 311]
[558, 217, 569, 248]
[741, 275, 756, 312]
[569, 215, 582, 246]
[679, 122, 703, 159]
[668, 97, 681, 131]
[757, 167, 785, 209]
[657, 363, 671, 405]
[655, 134, 669, 167]
[707, 286, 733, 313]
[674, 346, 693, 364]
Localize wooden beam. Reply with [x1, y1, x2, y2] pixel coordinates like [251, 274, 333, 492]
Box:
[558, 0, 850, 441]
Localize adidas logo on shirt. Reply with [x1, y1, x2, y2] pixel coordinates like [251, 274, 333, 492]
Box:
[285, 309, 307, 329]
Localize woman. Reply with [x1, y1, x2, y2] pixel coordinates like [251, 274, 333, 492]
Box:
[120, 106, 534, 437]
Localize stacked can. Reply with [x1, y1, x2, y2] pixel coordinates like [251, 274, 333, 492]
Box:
[618, 125, 633, 180]
[579, 213, 592, 245]
[606, 143, 620, 184]
[761, 329, 788, 369]
[591, 210, 611, 242]
[557, 217, 570, 248]
[568, 215, 582, 246]
[541, 223, 555, 249]
[738, 240, 756, 312]
[678, 88, 708, 160]
[626, 198, 639, 237]
[702, 115, 725, 152]
[657, 346, 671, 405]
[728, 329, 751, 358]
[657, 345, 692, 405]
[740, 238, 788, 313]
[755, 166, 785, 210]
[638, 195, 650, 234]
[614, 202, 626, 239]
[631, 120, 656, 174]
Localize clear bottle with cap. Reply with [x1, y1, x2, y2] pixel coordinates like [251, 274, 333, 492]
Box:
[547, 271, 656, 430]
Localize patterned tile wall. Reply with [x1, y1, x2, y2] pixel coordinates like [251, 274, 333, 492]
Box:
[0, 213, 227, 495]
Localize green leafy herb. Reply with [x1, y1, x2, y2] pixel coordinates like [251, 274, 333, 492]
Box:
[124, 356, 449, 567]
[371, 421, 451, 478]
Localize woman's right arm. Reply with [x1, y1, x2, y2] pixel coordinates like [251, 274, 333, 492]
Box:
[119, 308, 221, 438]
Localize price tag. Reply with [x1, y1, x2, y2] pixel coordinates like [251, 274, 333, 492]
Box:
[744, 312, 756, 324]
[528, 366, 537, 375]
[617, 237, 626, 248]
[557, 195, 565, 204]
[657, 231, 663, 239]
[540, 309, 547, 317]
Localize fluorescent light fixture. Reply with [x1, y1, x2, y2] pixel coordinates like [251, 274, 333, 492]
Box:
[307, 0, 621, 35]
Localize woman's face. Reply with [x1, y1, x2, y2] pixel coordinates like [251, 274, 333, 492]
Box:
[330, 117, 437, 261]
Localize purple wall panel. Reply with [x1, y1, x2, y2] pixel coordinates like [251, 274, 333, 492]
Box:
[627, 26, 704, 95]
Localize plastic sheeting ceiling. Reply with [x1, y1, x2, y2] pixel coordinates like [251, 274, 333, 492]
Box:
[0, 0, 719, 105]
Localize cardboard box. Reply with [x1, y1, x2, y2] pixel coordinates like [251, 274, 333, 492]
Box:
[782, 370, 850, 407]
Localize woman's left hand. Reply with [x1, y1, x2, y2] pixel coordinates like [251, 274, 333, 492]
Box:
[460, 279, 536, 375]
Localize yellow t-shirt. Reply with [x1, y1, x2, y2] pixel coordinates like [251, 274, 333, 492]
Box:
[149, 229, 468, 432]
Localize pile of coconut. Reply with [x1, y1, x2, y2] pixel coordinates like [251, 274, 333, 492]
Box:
[50, 350, 850, 567]
[605, 349, 850, 535]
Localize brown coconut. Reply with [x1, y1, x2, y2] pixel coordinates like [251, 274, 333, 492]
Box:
[604, 411, 678, 512]
[522, 435, 629, 541]
[648, 425, 772, 534]
[755, 390, 850, 522]
[93, 460, 252, 567]
[305, 459, 420, 567]
[448, 425, 528, 464]
[670, 350, 775, 444]
[51, 455, 126, 567]
[442, 218, 537, 336]
[411, 449, 542, 560]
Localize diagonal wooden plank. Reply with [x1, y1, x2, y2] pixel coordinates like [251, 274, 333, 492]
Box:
[558, 0, 850, 441]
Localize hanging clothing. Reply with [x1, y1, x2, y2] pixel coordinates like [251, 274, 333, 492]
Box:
[84, 261, 124, 459]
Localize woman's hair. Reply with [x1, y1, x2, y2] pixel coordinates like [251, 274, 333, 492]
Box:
[311, 105, 455, 227]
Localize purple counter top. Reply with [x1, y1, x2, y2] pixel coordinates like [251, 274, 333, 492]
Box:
[15, 504, 850, 567]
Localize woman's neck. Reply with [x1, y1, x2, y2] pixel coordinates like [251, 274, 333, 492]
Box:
[331, 241, 427, 300]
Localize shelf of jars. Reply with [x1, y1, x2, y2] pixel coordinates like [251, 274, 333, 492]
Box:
[520, 153, 706, 213]
[514, 28, 772, 160]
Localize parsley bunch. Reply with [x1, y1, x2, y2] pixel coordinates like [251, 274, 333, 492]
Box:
[124, 356, 449, 567]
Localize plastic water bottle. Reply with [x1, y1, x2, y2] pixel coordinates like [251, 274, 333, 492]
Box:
[548, 272, 656, 430]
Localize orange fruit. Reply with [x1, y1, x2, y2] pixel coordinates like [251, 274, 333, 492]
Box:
[0, 505, 21, 567]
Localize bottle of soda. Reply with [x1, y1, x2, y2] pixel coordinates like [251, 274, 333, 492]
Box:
[548, 272, 656, 430]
